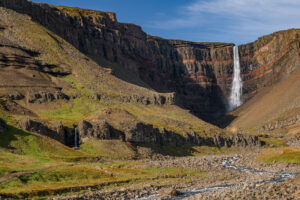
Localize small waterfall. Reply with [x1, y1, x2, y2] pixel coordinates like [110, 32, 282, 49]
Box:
[228, 46, 243, 111]
[74, 127, 78, 148]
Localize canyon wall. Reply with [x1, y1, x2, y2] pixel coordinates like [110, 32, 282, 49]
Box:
[239, 31, 300, 101]
[1, 0, 299, 120]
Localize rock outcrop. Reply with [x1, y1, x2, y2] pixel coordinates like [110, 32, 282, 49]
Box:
[77, 120, 124, 144]
[0, 118, 7, 134]
[1, 0, 299, 121]
[27, 91, 69, 104]
[6, 92, 24, 100]
[19, 118, 66, 144]
[119, 93, 175, 105]
[16, 115, 261, 148]
[261, 115, 300, 131]
[77, 119, 262, 147]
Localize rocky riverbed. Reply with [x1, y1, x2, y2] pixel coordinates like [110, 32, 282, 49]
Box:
[53, 150, 300, 200]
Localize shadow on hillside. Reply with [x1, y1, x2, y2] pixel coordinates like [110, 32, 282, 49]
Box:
[0, 124, 27, 152]
[212, 114, 237, 128]
[133, 143, 196, 157]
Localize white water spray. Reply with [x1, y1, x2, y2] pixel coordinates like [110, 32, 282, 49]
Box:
[229, 46, 243, 111]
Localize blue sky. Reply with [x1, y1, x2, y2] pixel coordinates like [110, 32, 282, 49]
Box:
[30, 0, 300, 45]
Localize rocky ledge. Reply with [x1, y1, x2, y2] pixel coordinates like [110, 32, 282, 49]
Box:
[78, 119, 262, 147]
[17, 117, 262, 148]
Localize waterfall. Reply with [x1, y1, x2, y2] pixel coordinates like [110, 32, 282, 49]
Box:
[229, 46, 243, 111]
[74, 127, 78, 148]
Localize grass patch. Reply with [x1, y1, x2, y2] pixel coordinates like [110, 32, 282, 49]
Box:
[80, 140, 136, 160]
[0, 124, 88, 160]
[259, 137, 288, 147]
[0, 161, 207, 199]
[119, 103, 222, 137]
[0, 166, 112, 198]
[41, 97, 105, 126]
[257, 147, 300, 164]
[0, 107, 95, 176]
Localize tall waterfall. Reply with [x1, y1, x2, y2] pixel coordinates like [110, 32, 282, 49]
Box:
[229, 46, 243, 111]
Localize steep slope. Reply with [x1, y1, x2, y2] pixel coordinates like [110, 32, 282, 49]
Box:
[217, 30, 300, 131]
[239, 29, 300, 102]
[226, 65, 300, 132]
[223, 31, 300, 136]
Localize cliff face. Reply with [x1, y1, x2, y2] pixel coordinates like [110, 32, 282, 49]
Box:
[1, 0, 299, 121]
[239, 31, 300, 101]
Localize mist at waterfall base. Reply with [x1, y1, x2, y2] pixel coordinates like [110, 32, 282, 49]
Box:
[228, 46, 243, 111]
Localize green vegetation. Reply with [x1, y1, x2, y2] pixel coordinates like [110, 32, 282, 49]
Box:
[0, 103, 94, 176]
[80, 140, 137, 160]
[0, 153, 207, 199]
[257, 147, 300, 164]
[41, 97, 221, 137]
[0, 106, 90, 161]
[0, 166, 111, 198]
[0, 105, 212, 199]
[120, 104, 216, 136]
[258, 137, 288, 147]
[41, 98, 105, 126]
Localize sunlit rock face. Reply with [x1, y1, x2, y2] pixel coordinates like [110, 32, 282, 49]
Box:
[239, 30, 300, 103]
[2, 0, 299, 120]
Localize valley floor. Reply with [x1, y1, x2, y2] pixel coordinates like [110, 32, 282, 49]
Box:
[48, 149, 300, 200]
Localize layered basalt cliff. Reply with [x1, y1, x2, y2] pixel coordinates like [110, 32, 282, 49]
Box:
[1, 0, 299, 121]
[239, 30, 300, 101]
[18, 117, 262, 148]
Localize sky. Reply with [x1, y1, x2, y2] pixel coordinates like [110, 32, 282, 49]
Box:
[30, 0, 300, 45]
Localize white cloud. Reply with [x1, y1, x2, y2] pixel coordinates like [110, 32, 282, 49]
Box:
[148, 0, 300, 43]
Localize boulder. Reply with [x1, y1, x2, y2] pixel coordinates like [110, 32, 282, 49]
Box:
[159, 188, 182, 197]
[0, 119, 7, 134]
